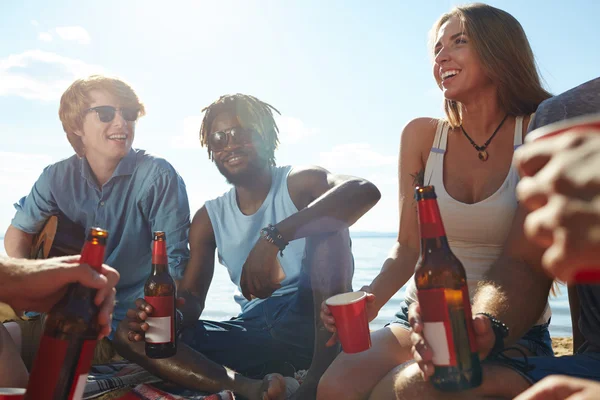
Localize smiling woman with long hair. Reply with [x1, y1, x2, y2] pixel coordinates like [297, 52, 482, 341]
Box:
[317, 4, 553, 400]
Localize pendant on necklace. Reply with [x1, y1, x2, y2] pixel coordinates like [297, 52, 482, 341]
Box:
[478, 150, 489, 161]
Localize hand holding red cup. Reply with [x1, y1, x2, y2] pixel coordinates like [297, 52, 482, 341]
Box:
[325, 291, 371, 354]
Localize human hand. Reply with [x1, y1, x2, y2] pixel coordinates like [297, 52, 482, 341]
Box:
[514, 375, 600, 400]
[126, 297, 185, 342]
[408, 302, 495, 379]
[516, 129, 600, 282]
[240, 238, 285, 300]
[3, 255, 119, 338]
[321, 288, 376, 347]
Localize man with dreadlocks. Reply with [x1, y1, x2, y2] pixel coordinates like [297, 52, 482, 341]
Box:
[115, 93, 381, 399]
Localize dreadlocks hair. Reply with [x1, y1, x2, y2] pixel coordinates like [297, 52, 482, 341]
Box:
[199, 94, 281, 166]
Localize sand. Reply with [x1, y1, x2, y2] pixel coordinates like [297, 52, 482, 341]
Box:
[552, 336, 574, 356]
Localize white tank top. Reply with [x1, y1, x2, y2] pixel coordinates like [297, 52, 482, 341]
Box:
[404, 116, 551, 325]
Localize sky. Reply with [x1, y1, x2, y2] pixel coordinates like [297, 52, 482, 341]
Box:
[0, 0, 598, 234]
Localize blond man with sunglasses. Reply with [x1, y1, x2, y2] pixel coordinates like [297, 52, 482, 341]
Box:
[3, 75, 191, 369]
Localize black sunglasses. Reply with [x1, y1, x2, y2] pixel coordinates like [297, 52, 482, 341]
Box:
[208, 127, 256, 152]
[85, 105, 139, 123]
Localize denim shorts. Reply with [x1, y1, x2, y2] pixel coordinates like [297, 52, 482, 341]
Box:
[488, 350, 600, 384]
[388, 301, 554, 357]
[180, 282, 315, 379]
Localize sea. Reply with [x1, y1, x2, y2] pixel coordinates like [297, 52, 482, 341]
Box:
[0, 235, 573, 337]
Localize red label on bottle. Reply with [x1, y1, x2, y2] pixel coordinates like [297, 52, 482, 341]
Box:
[25, 335, 97, 400]
[417, 288, 456, 366]
[417, 199, 446, 238]
[145, 296, 175, 344]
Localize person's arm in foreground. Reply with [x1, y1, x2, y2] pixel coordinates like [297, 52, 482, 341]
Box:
[514, 375, 600, 400]
[0, 255, 119, 338]
[515, 129, 600, 282]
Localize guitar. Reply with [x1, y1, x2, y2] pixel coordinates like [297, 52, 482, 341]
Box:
[29, 214, 85, 259]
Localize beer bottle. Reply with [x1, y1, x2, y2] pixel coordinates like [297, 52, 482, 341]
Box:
[414, 186, 482, 391]
[144, 231, 177, 358]
[25, 227, 108, 400]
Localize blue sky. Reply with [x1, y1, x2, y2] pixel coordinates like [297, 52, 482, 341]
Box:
[0, 0, 598, 234]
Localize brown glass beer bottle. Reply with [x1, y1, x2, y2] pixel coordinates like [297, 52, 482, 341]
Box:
[144, 231, 177, 358]
[24, 227, 108, 400]
[414, 186, 482, 391]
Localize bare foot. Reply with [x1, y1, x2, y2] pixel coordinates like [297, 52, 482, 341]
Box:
[254, 373, 286, 400]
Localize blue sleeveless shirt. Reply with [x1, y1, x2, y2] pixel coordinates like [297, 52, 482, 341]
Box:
[205, 165, 307, 313]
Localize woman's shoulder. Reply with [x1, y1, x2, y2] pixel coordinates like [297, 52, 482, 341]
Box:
[400, 117, 443, 148]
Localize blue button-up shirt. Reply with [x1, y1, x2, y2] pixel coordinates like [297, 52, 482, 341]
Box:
[11, 149, 190, 337]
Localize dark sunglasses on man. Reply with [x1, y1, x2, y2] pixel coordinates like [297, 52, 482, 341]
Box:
[209, 127, 257, 152]
[85, 105, 140, 123]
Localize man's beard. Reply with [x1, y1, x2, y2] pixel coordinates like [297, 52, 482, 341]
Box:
[215, 156, 269, 186]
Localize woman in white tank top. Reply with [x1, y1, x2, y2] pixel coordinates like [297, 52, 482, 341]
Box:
[317, 4, 554, 400]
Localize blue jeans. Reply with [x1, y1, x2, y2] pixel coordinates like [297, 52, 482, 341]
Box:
[389, 301, 554, 357]
[181, 287, 315, 379]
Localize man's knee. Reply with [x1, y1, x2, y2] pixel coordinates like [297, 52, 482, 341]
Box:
[306, 229, 353, 271]
[316, 373, 346, 400]
[393, 363, 433, 400]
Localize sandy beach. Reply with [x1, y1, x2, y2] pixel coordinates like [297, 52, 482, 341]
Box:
[553, 336, 574, 356]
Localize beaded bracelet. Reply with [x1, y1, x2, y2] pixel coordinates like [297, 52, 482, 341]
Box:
[476, 312, 509, 357]
[259, 224, 289, 256]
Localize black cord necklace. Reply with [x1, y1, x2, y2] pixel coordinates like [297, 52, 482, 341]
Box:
[460, 114, 509, 161]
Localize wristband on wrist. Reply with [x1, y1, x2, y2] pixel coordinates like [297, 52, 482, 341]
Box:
[476, 312, 509, 358]
[259, 224, 289, 256]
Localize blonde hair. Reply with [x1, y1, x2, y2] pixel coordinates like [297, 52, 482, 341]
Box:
[430, 3, 551, 128]
[59, 75, 146, 156]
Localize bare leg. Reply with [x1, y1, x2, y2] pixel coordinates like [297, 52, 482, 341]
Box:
[294, 229, 354, 398]
[369, 361, 532, 400]
[113, 322, 285, 400]
[0, 323, 28, 388]
[317, 325, 412, 400]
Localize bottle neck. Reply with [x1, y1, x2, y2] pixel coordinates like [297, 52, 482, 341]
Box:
[151, 263, 169, 275]
[152, 241, 168, 274]
[80, 241, 105, 273]
[417, 198, 450, 254]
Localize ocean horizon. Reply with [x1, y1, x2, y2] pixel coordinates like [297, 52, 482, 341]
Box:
[0, 235, 572, 337]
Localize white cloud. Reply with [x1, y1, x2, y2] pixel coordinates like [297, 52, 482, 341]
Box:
[38, 32, 53, 42]
[0, 50, 104, 101]
[276, 116, 317, 145]
[55, 26, 91, 45]
[319, 143, 396, 169]
[31, 20, 39, 27]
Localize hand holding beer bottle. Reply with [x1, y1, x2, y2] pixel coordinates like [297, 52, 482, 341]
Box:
[25, 227, 110, 400]
[143, 231, 178, 358]
[412, 186, 482, 391]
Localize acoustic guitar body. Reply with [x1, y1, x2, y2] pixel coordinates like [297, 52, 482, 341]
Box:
[29, 214, 85, 259]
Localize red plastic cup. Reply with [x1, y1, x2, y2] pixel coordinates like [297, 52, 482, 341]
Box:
[0, 388, 25, 400]
[325, 291, 371, 353]
[525, 113, 600, 283]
